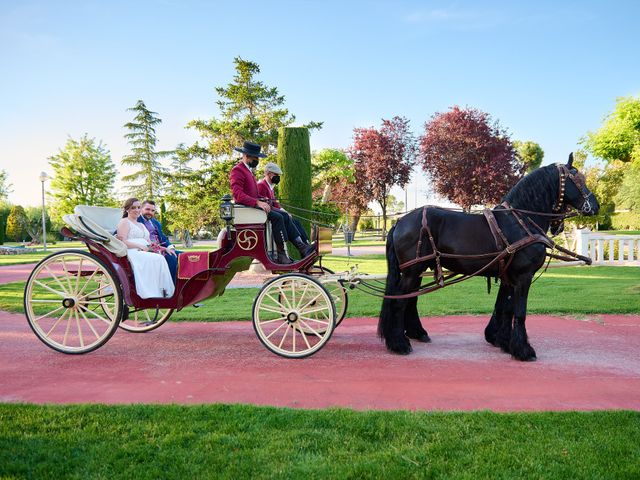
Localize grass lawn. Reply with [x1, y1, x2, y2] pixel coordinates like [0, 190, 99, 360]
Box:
[2, 265, 638, 321]
[1, 404, 638, 479]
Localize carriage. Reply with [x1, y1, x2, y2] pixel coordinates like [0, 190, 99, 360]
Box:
[25, 156, 599, 362]
[24, 196, 349, 359]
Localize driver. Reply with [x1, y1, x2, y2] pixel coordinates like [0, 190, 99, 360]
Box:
[229, 141, 314, 264]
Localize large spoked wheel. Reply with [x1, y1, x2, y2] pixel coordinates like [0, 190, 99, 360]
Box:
[24, 249, 123, 354]
[95, 276, 174, 332]
[307, 266, 348, 327]
[253, 273, 336, 358]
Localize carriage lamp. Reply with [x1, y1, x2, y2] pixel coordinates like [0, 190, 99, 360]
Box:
[220, 194, 234, 241]
[220, 195, 233, 222]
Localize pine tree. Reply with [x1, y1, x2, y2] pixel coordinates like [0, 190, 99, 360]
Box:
[122, 100, 170, 199]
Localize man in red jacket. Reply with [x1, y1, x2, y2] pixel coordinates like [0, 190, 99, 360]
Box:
[229, 141, 313, 264]
[257, 162, 310, 245]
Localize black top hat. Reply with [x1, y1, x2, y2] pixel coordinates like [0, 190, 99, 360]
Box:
[234, 141, 267, 158]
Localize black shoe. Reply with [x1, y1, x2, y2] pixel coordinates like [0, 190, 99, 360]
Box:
[277, 252, 294, 264]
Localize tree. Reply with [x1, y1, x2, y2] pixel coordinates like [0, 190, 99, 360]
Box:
[0, 170, 12, 200]
[514, 140, 544, 172]
[6, 205, 28, 242]
[277, 127, 312, 254]
[178, 57, 322, 240]
[187, 56, 322, 161]
[616, 163, 640, 210]
[121, 100, 170, 199]
[23, 206, 51, 243]
[164, 144, 195, 246]
[311, 149, 354, 202]
[419, 106, 524, 210]
[584, 95, 640, 163]
[48, 135, 118, 223]
[350, 116, 414, 237]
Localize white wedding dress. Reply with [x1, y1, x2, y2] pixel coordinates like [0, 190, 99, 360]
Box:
[125, 220, 175, 299]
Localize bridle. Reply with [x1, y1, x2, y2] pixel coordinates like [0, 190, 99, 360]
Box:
[550, 164, 593, 234]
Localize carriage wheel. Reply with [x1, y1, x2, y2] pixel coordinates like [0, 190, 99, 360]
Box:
[24, 250, 122, 354]
[253, 274, 335, 358]
[307, 266, 348, 327]
[119, 307, 174, 332]
[95, 276, 174, 332]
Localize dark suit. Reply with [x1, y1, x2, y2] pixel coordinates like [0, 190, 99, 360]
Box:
[257, 179, 309, 243]
[138, 216, 179, 282]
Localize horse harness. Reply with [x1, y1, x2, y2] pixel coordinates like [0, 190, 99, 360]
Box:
[388, 165, 592, 300]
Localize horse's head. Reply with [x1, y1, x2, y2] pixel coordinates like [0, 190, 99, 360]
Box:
[557, 153, 600, 215]
[549, 153, 600, 235]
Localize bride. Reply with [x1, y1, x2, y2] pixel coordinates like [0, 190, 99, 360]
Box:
[116, 198, 175, 299]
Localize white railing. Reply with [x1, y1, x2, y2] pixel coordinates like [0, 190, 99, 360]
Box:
[575, 229, 640, 266]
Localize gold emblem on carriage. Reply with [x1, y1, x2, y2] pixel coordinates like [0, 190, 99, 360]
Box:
[188, 255, 201, 262]
[237, 229, 258, 251]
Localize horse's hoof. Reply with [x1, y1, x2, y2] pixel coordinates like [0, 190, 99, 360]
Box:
[415, 334, 431, 343]
[510, 344, 537, 361]
[387, 342, 412, 355]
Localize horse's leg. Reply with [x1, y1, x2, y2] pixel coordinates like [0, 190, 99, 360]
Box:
[485, 282, 514, 349]
[404, 273, 430, 343]
[509, 275, 536, 361]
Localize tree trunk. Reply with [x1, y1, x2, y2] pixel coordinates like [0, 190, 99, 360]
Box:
[183, 229, 193, 248]
[321, 184, 332, 203]
[349, 213, 360, 233]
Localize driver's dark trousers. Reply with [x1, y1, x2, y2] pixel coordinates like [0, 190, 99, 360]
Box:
[267, 209, 300, 245]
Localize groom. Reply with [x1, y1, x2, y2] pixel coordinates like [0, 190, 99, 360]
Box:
[138, 200, 179, 282]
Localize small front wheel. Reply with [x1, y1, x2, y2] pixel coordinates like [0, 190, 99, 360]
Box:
[253, 274, 335, 358]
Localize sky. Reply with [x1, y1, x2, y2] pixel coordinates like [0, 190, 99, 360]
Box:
[1, 0, 639, 209]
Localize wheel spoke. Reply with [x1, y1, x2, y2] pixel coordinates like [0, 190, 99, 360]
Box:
[264, 319, 288, 340]
[78, 308, 101, 340]
[34, 280, 67, 298]
[294, 283, 310, 310]
[43, 264, 69, 295]
[264, 292, 284, 306]
[298, 326, 312, 349]
[258, 305, 287, 315]
[79, 305, 112, 325]
[33, 305, 65, 322]
[277, 320, 290, 348]
[277, 285, 293, 310]
[299, 315, 331, 325]
[62, 308, 74, 346]
[297, 318, 324, 339]
[298, 293, 322, 312]
[74, 257, 84, 294]
[76, 268, 99, 297]
[46, 309, 69, 336]
[60, 257, 75, 292]
[31, 299, 64, 304]
[256, 316, 287, 325]
[74, 309, 84, 348]
[299, 305, 330, 316]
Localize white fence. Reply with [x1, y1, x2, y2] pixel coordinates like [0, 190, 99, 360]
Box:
[575, 229, 640, 266]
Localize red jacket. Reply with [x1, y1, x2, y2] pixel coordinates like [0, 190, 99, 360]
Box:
[230, 162, 259, 207]
[257, 179, 281, 209]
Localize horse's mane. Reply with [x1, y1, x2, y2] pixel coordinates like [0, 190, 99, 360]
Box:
[502, 164, 558, 212]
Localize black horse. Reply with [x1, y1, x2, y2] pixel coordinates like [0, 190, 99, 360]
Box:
[378, 154, 599, 361]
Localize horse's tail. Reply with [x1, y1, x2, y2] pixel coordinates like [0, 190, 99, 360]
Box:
[378, 225, 400, 339]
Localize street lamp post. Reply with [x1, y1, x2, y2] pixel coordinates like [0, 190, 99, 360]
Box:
[39, 172, 48, 252]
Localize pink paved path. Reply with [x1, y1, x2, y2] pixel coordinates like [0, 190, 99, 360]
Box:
[2, 311, 639, 411]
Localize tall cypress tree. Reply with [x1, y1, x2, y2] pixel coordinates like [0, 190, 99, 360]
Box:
[277, 127, 312, 256]
[122, 100, 170, 199]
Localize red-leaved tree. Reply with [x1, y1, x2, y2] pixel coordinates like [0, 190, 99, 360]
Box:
[350, 116, 415, 237]
[419, 106, 524, 210]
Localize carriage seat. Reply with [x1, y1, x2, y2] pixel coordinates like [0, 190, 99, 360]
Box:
[215, 203, 281, 258]
[62, 205, 127, 257]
